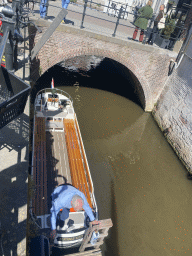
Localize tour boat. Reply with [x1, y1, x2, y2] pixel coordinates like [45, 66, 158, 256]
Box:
[30, 87, 98, 249]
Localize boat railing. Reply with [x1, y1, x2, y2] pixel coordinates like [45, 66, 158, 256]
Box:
[35, 88, 73, 106]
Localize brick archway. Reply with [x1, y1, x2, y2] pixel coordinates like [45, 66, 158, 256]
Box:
[30, 27, 174, 111]
[31, 47, 152, 111]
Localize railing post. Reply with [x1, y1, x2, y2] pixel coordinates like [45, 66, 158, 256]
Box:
[80, 0, 88, 29]
[124, 4, 128, 19]
[12, 0, 22, 70]
[23, 16, 27, 80]
[90, 0, 92, 9]
[142, 14, 154, 44]
[112, 5, 123, 37]
[107, 0, 111, 15]
[6, 30, 14, 71]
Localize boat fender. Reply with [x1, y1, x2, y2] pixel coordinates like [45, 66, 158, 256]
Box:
[90, 231, 100, 245]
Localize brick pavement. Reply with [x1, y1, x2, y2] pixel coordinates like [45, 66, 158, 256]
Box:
[0, 25, 30, 256]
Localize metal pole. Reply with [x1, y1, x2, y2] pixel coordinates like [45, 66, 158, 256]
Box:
[23, 18, 26, 80]
[124, 4, 128, 19]
[112, 5, 123, 37]
[80, 0, 88, 29]
[2, 19, 15, 72]
[12, 0, 22, 70]
[6, 30, 14, 71]
[107, 0, 110, 16]
[0, 26, 9, 64]
[14, 37, 18, 70]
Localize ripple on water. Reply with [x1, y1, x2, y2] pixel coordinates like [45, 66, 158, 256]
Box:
[58, 86, 190, 256]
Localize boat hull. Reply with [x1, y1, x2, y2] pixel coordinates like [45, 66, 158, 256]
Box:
[30, 88, 98, 249]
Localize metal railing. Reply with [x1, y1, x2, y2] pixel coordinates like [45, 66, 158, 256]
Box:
[29, 0, 190, 50]
[80, 0, 134, 35]
[78, 1, 189, 49]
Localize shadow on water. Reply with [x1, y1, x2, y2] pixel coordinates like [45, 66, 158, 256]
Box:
[86, 57, 143, 108]
[100, 180, 119, 256]
[34, 56, 143, 110]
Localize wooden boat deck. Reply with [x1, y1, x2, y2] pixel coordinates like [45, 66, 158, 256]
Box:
[32, 116, 94, 218]
[32, 117, 48, 216]
[46, 130, 72, 212]
[64, 119, 93, 209]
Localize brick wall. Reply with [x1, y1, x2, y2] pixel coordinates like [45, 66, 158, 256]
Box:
[29, 23, 176, 111]
[152, 30, 192, 172]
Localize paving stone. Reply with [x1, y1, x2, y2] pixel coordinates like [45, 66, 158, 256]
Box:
[0, 24, 30, 256]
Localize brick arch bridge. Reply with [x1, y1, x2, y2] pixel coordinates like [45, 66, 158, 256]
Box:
[29, 22, 177, 111]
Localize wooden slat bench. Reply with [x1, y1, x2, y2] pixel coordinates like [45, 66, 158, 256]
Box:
[32, 117, 48, 217]
[64, 118, 93, 209]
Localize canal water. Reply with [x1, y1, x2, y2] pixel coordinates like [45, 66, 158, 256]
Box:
[33, 61, 192, 256]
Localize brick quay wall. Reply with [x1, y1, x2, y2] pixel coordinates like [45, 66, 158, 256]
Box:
[152, 34, 192, 172]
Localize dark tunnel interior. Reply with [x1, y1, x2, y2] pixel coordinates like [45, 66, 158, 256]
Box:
[32, 57, 144, 109]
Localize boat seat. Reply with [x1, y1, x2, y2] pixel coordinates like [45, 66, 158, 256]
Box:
[32, 117, 48, 217]
[64, 119, 93, 209]
[48, 98, 59, 103]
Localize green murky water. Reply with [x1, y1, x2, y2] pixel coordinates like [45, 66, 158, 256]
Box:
[56, 86, 192, 256]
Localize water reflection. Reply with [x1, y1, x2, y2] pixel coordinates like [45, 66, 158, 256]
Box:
[90, 113, 150, 166]
[73, 82, 82, 111]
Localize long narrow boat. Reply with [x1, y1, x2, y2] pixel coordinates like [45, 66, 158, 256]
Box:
[30, 88, 98, 249]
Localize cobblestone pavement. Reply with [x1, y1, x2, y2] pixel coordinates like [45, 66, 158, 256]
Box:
[0, 24, 30, 256]
[0, 110, 29, 256]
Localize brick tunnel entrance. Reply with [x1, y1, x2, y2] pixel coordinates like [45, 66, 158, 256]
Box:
[32, 56, 145, 110]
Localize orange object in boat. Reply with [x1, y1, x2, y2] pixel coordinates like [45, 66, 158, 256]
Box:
[60, 208, 75, 212]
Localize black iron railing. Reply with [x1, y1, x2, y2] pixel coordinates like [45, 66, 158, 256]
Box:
[79, 0, 134, 36]
[75, 0, 189, 50]
[36, 0, 190, 50]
